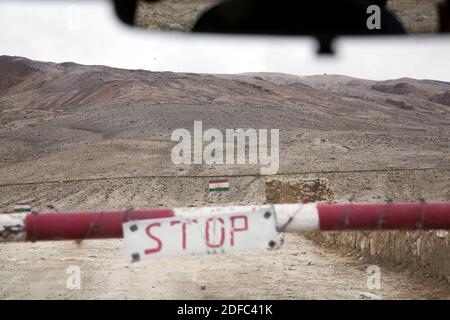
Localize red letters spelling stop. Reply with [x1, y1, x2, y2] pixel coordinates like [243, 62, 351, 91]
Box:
[144, 215, 248, 255]
[123, 209, 279, 261]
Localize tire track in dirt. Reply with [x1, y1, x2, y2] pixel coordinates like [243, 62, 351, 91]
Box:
[1, 234, 449, 299]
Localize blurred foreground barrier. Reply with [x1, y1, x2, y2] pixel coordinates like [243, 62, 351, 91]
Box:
[1, 202, 449, 243]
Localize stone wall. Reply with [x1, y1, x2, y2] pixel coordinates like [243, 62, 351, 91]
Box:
[315, 230, 449, 281]
[265, 176, 450, 281]
[265, 177, 333, 203]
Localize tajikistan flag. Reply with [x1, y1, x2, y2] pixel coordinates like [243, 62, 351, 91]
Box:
[14, 203, 31, 213]
[208, 179, 230, 192]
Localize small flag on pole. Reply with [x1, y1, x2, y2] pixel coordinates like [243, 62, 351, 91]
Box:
[208, 179, 230, 192]
[14, 203, 31, 213]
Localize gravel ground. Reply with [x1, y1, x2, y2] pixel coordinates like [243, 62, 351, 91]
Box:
[0, 56, 448, 299]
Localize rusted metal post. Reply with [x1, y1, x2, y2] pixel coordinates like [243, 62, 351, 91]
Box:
[0, 202, 449, 242]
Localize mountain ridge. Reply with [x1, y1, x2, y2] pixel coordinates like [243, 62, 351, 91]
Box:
[0, 55, 449, 183]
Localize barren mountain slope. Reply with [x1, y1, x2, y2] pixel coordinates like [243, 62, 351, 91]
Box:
[0, 56, 449, 186]
[0, 56, 449, 299]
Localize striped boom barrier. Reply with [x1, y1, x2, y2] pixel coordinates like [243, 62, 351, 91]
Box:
[0, 202, 449, 243]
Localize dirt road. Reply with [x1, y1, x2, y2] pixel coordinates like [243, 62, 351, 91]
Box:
[1, 233, 448, 299]
[0, 56, 449, 299]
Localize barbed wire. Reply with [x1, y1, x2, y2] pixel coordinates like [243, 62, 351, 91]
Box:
[3, 195, 444, 245]
[0, 166, 446, 188]
[271, 194, 437, 233]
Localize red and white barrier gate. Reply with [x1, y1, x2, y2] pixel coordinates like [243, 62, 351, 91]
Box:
[1, 202, 449, 243]
[1, 202, 449, 261]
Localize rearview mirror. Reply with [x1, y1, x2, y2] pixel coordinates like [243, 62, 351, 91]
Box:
[113, 0, 450, 54]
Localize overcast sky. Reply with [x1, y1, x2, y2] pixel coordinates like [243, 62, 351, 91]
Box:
[0, 0, 449, 81]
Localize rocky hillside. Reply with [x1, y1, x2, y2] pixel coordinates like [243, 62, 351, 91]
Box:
[1, 56, 449, 298]
[0, 55, 449, 185]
